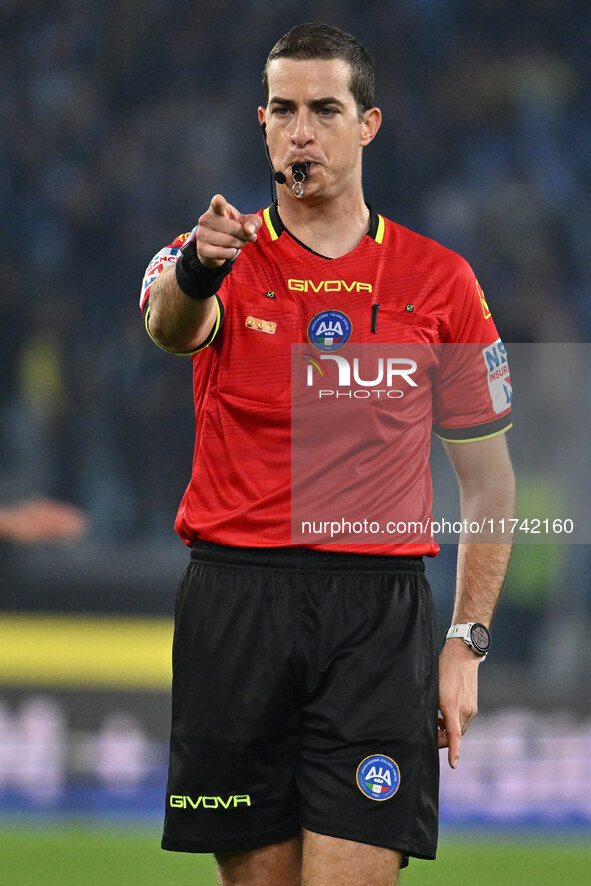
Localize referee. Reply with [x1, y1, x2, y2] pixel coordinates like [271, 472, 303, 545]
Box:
[140, 23, 515, 886]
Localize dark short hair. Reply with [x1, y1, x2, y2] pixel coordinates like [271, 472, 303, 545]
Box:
[262, 23, 375, 116]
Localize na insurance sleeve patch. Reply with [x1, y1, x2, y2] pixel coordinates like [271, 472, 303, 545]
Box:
[481, 339, 512, 414]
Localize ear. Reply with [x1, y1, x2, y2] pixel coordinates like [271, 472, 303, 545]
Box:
[258, 106, 266, 126]
[360, 107, 382, 146]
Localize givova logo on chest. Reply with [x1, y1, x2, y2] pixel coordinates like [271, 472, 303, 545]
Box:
[289, 279, 372, 293]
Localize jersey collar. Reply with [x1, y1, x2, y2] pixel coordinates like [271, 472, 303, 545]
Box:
[263, 202, 384, 257]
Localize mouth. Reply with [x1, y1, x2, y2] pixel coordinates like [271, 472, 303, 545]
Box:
[286, 160, 318, 175]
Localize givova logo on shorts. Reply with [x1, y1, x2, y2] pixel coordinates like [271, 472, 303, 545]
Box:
[169, 794, 251, 810]
[356, 755, 400, 801]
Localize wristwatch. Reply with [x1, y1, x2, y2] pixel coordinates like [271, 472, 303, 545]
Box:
[445, 623, 491, 660]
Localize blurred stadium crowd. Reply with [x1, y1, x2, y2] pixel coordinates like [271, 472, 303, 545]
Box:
[1, 1, 590, 655]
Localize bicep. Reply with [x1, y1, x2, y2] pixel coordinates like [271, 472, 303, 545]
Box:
[443, 434, 514, 497]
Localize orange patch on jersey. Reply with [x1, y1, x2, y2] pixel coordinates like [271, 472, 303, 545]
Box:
[245, 316, 277, 334]
[476, 280, 491, 320]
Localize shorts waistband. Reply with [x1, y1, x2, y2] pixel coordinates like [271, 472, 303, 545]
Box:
[190, 540, 424, 574]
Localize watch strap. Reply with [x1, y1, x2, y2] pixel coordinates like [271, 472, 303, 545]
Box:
[446, 622, 491, 659]
[175, 237, 234, 300]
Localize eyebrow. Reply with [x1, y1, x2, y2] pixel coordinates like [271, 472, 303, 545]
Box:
[268, 96, 347, 110]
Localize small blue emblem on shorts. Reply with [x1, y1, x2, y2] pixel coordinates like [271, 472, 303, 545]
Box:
[307, 310, 352, 352]
[356, 754, 400, 801]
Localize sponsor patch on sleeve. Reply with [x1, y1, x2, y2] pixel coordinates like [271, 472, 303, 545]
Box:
[482, 339, 512, 414]
[139, 246, 181, 309]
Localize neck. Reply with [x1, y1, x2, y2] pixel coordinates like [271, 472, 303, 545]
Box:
[276, 190, 370, 258]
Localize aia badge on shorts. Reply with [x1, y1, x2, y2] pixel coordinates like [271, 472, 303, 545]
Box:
[356, 754, 401, 801]
[307, 310, 352, 352]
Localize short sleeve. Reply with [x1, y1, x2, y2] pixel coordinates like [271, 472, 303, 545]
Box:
[433, 261, 512, 442]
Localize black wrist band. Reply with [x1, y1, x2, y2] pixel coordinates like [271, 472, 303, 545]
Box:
[175, 238, 233, 300]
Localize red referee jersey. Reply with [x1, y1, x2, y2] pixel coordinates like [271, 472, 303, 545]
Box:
[140, 204, 512, 555]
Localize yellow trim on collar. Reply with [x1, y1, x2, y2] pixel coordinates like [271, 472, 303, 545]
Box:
[375, 214, 386, 245]
[263, 206, 279, 241]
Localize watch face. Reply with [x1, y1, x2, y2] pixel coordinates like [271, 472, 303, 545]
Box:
[470, 623, 491, 654]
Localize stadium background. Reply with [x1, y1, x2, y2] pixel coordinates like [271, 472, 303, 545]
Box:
[0, 0, 590, 882]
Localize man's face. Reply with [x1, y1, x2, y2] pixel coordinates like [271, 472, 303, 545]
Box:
[259, 57, 379, 201]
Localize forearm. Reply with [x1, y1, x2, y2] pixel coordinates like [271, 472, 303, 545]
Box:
[452, 540, 513, 626]
[438, 436, 516, 766]
[146, 265, 217, 353]
[448, 437, 516, 625]
[0, 498, 89, 543]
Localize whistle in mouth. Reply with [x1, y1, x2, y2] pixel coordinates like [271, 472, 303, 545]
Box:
[291, 163, 310, 198]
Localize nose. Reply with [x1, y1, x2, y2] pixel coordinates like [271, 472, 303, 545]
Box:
[290, 110, 315, 147]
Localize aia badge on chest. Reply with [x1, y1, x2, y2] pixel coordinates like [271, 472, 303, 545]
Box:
[356, 754, 401, 801]
[307, 310, 352, 352]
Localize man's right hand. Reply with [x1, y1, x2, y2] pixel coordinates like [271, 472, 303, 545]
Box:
[196, 195, 262, 267]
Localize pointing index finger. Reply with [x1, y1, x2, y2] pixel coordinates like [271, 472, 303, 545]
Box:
[240, 213, 263, 239]
[209, 194, 232, 217]
[207, 196, 260, 242]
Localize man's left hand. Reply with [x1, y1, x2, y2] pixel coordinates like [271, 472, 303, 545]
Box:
[437, 639, 481, 769]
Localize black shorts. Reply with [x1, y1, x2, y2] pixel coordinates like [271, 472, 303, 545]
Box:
[162, 541, 439, 862]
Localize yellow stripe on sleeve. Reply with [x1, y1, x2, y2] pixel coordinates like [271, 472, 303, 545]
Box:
[144, 298, 222, 356]
[436, 422, 513, 444]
